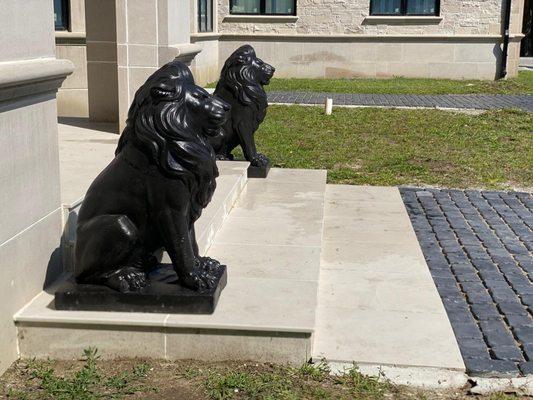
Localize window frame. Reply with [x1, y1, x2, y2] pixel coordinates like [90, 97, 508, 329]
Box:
[229, 0, 297, 16]
[369, 0, 440, 16]
[54, 0, 70, 31]
[198, 0, 214, 32]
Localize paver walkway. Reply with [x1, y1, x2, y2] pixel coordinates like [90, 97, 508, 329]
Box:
[268, 91, 533, 112]
[401, 188, 533, 378]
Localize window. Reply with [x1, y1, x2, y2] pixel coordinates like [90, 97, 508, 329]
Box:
[54, 0, 69, 30]
[230, 0, 296, 15]
[370, 0, 439, 16]
[198, 0, 213, 32]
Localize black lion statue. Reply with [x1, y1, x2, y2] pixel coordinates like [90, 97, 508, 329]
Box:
[73, 60, 231, 293]
[209, 45, 275, 174]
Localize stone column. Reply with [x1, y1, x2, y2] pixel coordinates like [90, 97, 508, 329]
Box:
[0, 0, 73, 374]
[86, 0, 119, 123]
[508, 0, 526, 77]
[86, 0, 202, 130]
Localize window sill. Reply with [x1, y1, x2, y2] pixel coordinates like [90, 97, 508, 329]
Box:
[223, 15, 299, 23]
[55, 31, 86, 45]
[363, 16, 442, 24]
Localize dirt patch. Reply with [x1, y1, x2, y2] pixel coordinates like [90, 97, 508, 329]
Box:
[1, 355, 529, 400]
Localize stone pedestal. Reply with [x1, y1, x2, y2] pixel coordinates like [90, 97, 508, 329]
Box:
[55, 265, 227, 314]
[248, 163, 271, 178]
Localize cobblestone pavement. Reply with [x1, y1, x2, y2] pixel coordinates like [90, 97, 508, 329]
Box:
[268, 91, 533, 112]
[400, 188, 533, 377]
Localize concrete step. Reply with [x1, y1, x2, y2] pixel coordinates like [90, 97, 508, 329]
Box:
[14, 168, 327, 365]
[312, 185, 465, 385]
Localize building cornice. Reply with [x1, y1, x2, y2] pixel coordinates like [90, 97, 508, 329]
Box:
[0, 58, 74, 103]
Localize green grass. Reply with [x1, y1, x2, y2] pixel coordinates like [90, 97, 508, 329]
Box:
[208, 71, 533, 95]
[192, 361, 395, 399]
[3, 348, 154, 400]
[242, 105, 533, 189]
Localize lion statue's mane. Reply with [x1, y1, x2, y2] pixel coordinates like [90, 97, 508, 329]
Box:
[209, 45, 274, 165]
[216, 45, 268, 121]
[116, 61, 218, 213]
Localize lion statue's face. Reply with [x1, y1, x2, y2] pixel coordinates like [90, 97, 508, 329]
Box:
[216, 45, 275, 106]
[225, 45, 276, 86]
[249, 56, 275, 86]
[183, 85, 230, 137]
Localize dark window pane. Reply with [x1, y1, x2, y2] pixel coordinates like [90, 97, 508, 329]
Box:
[230, 0, 261, 14]
[54, 0, 69, 30]
[406, 0, 437, 15]
[371, 0, 401, 15]
[265, 0, 295, 14]
[198, 0, 213, 32]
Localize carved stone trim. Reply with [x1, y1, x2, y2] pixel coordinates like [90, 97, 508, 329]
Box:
[363, 16, 443, 24]
[55, 31, 87, 45]
[218, 33, 506, 43]
[190, 33, 222, 41]
[223, 15, 299, 23]
[166, 43, 203, 65]
[0, 58, 74, 102]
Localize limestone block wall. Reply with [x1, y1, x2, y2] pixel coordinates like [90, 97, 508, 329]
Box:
[218, 0, 504, 35]
[0, 0, 73, 375]
[219, 37, 506, 79]
[56, 0, 88, 117]
[56, 39, 88, 117]
[216, 0, 525, 79]
[190, 36, 221, 85]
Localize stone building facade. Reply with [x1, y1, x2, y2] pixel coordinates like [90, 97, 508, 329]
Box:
[206, 0, 525, 83]
[0, 0, 72, 374]
[54, 0, 527, 120]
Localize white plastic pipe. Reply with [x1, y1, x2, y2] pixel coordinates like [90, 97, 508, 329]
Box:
[325, 97, 333, 115]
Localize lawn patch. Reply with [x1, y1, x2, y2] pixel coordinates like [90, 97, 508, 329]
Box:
[227, 71, 533, 95]
[246, 105, 533, 189]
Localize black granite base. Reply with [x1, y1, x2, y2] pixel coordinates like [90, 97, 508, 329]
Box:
[54, 264, 227, 314]
[248, 163, 270, 178]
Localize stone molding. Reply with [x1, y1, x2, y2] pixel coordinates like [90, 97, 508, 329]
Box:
[217, 33, 517, 42]
[158, 43, 204, 66]
[190, 33, 222, 41]
[223, 15, 299, 23]
[0, 58, 74, 102]
[363, 16, 443, 24]
[55, 31, 86, 46]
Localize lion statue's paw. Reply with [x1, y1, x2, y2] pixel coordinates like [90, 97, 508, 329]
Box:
[180, 257, 222, 292]
[216, 153, 235, 161]
[105, 266, 148, 293]
[250, 153, 270, 168]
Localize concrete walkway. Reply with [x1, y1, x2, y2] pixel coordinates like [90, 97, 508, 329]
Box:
[57, 117, 118, 206]
[267, 91, 533, 112]
[402, 188, 533, 378]
[313, 185, 465, 379]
